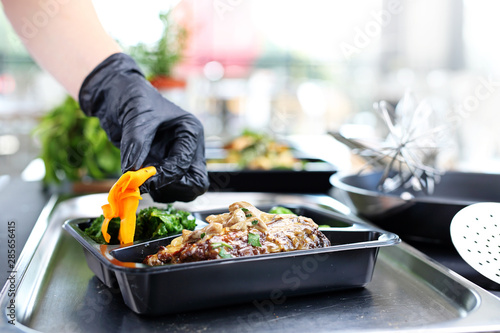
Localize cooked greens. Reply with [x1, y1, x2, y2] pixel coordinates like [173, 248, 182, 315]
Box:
[84, 205, 195, 245]
[84, 215, 121, 244]
[268, 206, 296, 215]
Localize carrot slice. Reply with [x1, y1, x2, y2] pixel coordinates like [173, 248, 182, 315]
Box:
[101, 166, 157, 245]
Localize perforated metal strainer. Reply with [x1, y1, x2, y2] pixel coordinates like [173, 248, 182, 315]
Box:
[450, 202, 500, 284]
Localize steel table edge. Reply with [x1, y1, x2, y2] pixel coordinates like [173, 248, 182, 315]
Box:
[1, 195, 60, 332]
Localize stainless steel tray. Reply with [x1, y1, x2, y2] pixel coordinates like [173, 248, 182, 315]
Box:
[2, 192, 500, 332]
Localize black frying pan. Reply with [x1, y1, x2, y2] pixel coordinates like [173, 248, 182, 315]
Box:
[330, 171, 500, 245]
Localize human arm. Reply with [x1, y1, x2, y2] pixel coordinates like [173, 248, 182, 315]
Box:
[79, 53, 209, 202]
[2, 0, 209, 202]
[1, 0, 121, 99]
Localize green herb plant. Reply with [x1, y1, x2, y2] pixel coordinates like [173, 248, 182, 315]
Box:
[130, 10, 188, 79]
[33, 96, 121, 184]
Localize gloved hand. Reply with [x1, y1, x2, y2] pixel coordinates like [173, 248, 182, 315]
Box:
[78, 53, 209, 203]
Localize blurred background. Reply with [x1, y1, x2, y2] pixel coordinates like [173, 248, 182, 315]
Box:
[1, 0, 500, 180]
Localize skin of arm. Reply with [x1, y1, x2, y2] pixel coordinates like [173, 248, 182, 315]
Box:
[1, 0, 122, 99]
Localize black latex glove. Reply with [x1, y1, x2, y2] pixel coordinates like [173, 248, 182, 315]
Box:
[78, 53, 209, 203]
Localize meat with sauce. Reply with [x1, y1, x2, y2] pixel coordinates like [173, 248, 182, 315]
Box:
[144, 201, 330, 266]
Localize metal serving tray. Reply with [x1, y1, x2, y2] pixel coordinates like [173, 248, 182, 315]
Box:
[2, 192, 500, 332]
[62, 204, 399, 315]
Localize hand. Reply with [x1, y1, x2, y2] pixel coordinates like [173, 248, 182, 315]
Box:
[78, 53, 209, 203]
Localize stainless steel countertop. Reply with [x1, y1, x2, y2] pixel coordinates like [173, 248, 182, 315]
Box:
[2, 191, 500, 332]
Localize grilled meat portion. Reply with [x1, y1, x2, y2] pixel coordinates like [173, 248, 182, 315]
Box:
[144, 201, 330, 266]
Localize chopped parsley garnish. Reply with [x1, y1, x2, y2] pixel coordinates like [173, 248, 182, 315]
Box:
[200, 233, 206, 238]
[245, 213, 252, 217]
[218, 248, 232, 259]
[251, 220, 258, 225]
[241, 208, 249, 212]
[211, 242, 233, 249]
[248, 233, 262, 247]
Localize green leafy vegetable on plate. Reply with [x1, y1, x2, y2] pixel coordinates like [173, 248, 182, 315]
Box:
[84, 205, 195, 245]
[248, 232, 262, 247]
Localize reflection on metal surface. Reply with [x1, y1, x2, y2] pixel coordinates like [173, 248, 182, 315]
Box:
[0, 135, 20, 155]
[0, 175, 9, 192]
[20, 158, 45, 182]
[2, 192, 500, 332]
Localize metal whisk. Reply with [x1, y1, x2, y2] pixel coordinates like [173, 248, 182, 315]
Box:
[333, 91, 445, 194]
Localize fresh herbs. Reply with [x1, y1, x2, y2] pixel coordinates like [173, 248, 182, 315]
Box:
[248, 233, 262, 247]
[251, 220, 258, 225]
[212, 241, 234, 259]
[84, 205, 195, 245]
[241, 207, 253, 217]
[211, 242, 233, 249]
[33, 96, 121, 184]
[218, 248, 233, 259]
[130, 10, 187, 79]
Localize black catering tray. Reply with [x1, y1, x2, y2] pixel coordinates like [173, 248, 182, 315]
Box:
[206, 148, 337, 193]
[62, 204, 400, 315]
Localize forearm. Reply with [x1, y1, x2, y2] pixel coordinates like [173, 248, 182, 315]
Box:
[1, 0, 121, 99]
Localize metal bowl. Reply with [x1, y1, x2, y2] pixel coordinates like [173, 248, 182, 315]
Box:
[330, 171, 500, 245]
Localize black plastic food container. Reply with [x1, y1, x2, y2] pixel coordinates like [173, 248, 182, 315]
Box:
[63, 204, 399, 315]
[206, 148, 337, 193]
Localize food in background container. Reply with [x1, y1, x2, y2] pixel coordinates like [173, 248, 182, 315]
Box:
[219, 130, 299, 170]
[206, 130, 337, 193]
